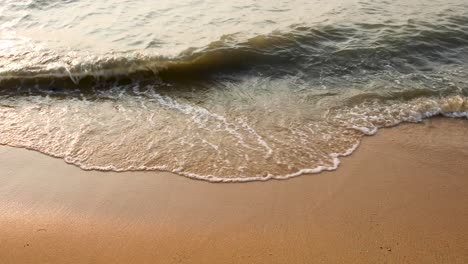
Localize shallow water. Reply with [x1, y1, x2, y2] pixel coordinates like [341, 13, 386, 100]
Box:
[1, 0, 467, 181]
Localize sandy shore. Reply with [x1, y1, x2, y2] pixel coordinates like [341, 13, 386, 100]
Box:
[0, 118, 467, 263]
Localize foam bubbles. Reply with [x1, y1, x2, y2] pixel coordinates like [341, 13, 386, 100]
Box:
[0, 91, 465, 182]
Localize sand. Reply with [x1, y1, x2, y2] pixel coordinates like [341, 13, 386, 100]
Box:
[0, 118, 467, 264]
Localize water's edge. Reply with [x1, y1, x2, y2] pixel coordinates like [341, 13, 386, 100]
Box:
[2, 114, 465, 183]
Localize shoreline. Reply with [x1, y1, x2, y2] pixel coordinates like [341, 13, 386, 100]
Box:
[0, 117, 467, 263]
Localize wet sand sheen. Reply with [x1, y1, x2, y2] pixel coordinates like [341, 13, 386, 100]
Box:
[0, 118, 467, 263]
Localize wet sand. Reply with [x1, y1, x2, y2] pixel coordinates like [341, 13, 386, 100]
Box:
[0, 118, 467, 264]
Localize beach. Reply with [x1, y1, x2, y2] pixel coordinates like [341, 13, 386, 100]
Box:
[0, 117, 467, 264]
[1, 0, 468, 263]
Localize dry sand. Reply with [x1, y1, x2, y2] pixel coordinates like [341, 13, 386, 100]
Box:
[0, 118, 467, 264]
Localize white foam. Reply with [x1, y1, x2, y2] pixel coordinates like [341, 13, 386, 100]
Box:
[0, 95, 466, 183]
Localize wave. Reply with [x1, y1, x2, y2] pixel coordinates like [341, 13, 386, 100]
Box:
[1, 15, 468, 91]
[0, 92, 466, 182]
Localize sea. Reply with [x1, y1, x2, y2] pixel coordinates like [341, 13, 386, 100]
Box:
[0, 0, 467, 181]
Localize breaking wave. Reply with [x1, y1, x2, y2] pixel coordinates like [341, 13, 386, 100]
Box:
[1, 15, 468, 90]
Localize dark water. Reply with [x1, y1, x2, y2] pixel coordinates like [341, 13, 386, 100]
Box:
[0, 0, 467, 181]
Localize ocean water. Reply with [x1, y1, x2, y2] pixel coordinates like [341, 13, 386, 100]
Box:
[0, 0, 467, 181]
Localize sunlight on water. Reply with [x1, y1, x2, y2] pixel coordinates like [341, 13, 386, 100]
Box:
[0, 0, 467, 181]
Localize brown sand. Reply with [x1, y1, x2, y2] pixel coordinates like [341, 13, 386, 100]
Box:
[0, 118, 467, 264]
